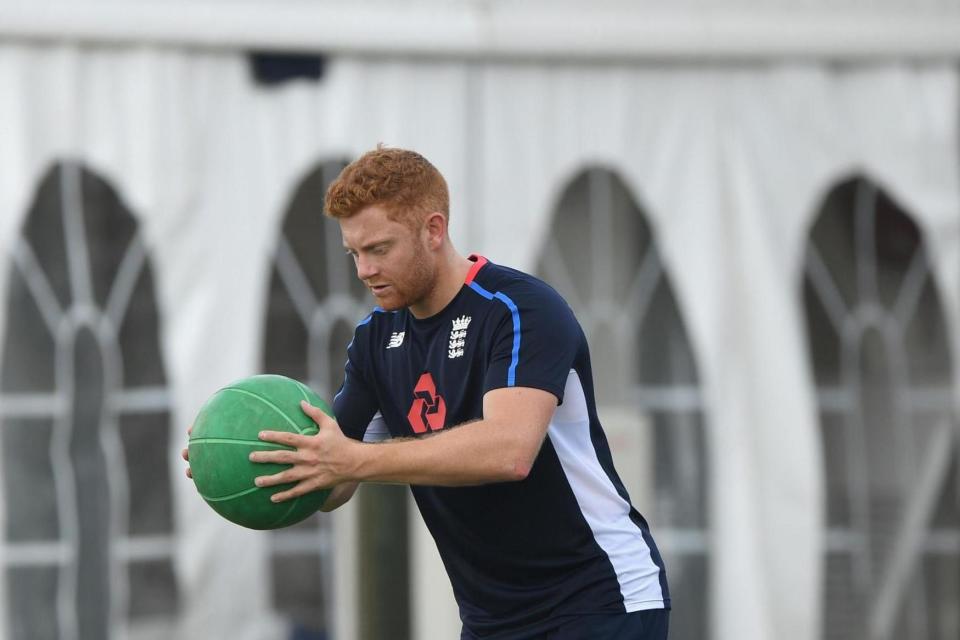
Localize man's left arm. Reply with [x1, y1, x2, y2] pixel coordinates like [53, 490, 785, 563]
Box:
[254, 280, 580, 502]
[250, 386, 557, 502]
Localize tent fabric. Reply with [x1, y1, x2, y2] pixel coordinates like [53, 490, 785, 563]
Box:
[0, 43, 957, 640]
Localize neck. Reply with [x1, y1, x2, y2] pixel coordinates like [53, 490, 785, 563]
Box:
[409, 247, 472, 319]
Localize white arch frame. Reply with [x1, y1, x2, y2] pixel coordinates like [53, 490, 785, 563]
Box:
[263, 158, 375, 636]
[536, 166, 710, 637]
[0, 161, 177, 640]
[804, 177, 959, 640]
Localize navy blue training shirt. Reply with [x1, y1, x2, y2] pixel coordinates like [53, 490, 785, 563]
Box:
[333, 255, 670, 638]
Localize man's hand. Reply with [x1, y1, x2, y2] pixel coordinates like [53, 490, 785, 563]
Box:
[250, 400, 361, 503]
[181, 425, 193, 479]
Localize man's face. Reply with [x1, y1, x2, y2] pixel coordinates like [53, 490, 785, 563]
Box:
[340, 204, 437, 312]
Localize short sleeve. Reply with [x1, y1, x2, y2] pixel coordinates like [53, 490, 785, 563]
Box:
[482, 283, 581, 402]
[332, 324, 380, 441]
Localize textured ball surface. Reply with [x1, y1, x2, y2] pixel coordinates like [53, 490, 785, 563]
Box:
[188, 374, 333, 530]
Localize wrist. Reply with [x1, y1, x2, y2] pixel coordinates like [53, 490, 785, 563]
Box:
[345, 439, 374, 482]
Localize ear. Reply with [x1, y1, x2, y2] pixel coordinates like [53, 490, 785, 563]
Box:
[423, 211, 447, 250]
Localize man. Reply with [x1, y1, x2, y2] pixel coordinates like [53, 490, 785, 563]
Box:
[185, 146, 669, 639]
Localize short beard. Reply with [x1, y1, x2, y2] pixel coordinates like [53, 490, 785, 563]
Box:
[386, 239, 437, 312]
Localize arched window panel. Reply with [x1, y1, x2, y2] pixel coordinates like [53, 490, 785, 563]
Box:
[639, 273, 706, 534]
[1, 418, 59, 541]
[7, 566, 58, 639]
[279, 160, 369, 306]
[0, 258, 56, 393]
[264, 159, 409, 639]
[807, 183, 859, 311]
[117, 256, 168, 387]
[264, 159, 370, 390]
[121, 413, 174, 535]
[542, 169, 648, 325]
[1, 242, 61, 538]
[802, 276, 844, 387]
[21, 167, 72, 311]
[803, 176, 959, 640]
[261, 320, 367, 635]
[262, 161, 346, 637]
[0, 162, 178, 640]
[264, 265, 311, 383]
[536, 167, 708, 640]
[930, 457, 959, 529]
[872, 189, 925, 311]
[637, 276, 699, 387]
[819, 413, 853, 528]
[902, 277, 952, 387]
[79, 172, 138, 310]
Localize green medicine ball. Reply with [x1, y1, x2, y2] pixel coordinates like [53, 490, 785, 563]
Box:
[188, 374, 333, 530]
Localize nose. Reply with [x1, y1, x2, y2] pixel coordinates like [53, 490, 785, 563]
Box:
[356, 254, 378, 281]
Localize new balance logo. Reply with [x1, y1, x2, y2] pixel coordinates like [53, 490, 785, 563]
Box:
[448, 315, 471, 359]
[387, 331, 405, 349]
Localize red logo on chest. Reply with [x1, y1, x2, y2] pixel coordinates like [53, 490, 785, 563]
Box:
[407, 372, 447, 433]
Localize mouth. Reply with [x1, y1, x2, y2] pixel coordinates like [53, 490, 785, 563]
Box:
[369, 284, 391, 296]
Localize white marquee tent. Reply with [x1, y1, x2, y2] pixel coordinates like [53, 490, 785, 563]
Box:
[0, 2, 958, 640]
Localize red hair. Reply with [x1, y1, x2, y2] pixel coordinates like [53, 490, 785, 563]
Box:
[325, 145, 449, 226]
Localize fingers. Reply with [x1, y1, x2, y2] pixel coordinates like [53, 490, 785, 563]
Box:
[257, 430, 303, 447]
[181, 442, 192, 479]
[254, 468, 325, 494]
[182, 424, 193, 462]
[248, 448, 298, 465]
[300, 400, 335, 427]
[268, 487, 300, 503]
[183, 425, 194, 479]
[266, 478, 325, 503]
[249, 412, 340, 502]
[254, 469, 297, 489]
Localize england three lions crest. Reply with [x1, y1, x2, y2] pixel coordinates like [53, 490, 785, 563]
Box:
[448, 315, 471, 359]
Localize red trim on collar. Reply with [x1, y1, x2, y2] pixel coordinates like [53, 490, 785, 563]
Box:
[464, 254, 489, 285]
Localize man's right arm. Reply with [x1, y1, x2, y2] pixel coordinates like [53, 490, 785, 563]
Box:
[319, 482, 358, 511]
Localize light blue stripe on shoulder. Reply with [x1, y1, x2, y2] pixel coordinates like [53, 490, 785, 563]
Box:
[492, 292, 521, 387]
[467, 281, 494, 300]
[469, 281, 521, 386]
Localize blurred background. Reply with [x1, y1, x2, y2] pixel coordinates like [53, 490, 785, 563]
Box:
[0, 1, 958, 639]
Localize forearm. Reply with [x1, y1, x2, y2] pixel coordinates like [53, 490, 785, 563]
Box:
[350, 418, 543, 486]
[251, 388, 556, 502]
[318, 481, 358, 512]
